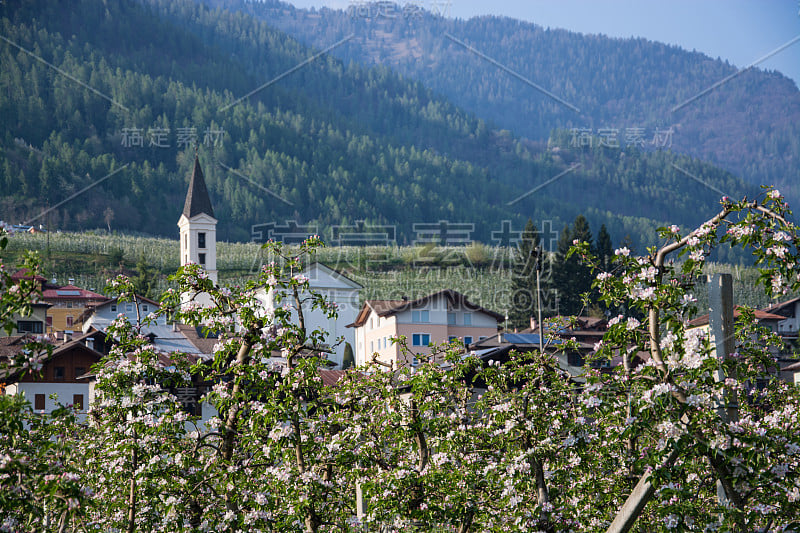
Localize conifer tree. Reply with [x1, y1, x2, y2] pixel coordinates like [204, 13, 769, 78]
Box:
[595, 224, 613, 272]
[551, 215, 594, 316]
[509, 219, 540, 329]
[132, 253, 156, 298]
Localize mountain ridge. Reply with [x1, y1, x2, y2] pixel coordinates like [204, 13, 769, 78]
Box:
[0, 0, 771, 259]
[226, 0, 800, 200]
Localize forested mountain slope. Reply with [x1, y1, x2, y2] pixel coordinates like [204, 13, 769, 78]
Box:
[0, 0, 758, 253]
[225, 0, 800, 202]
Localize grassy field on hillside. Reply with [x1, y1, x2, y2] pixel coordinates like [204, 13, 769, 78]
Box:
[4, 230, 788, 317]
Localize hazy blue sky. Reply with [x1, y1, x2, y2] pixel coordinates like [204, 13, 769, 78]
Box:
[284, 0, 800, 87]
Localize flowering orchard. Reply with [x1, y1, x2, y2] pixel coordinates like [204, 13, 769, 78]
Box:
[1, 190, 800, 532]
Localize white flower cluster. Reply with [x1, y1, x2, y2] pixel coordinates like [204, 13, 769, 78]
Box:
[608, 315, 641, 331]
[727, 224, 755, 239]
[680, 329, 708, 369]
[641, 383, 676, 406]
[268, 422, 294, 441]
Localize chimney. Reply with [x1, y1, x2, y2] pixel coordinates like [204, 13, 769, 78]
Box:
[530, 317, 537, 331]
[68, 278, 75, 285]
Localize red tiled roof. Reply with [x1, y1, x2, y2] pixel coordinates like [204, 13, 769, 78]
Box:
[763, 297, 800, 316]
[41, 284, 107, 301]
[688, 306, 786, 327]
[10, 268, 47, 283]
[319, 369, 347, 387]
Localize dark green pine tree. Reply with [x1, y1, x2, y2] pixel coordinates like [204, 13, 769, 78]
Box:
[132, 253, 157, 299]
[551, 215, 594, 316]
[595, 224, 613, 272]
[509, 219, 541, 329]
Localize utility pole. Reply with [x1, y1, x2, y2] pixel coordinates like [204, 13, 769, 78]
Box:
[535, 244, 544, 355]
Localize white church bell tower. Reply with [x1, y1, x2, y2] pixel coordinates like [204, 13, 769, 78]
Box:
[178, 156, 218, 305]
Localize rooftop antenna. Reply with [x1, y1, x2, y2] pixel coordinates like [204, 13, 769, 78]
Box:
[46, 202, 51, 264]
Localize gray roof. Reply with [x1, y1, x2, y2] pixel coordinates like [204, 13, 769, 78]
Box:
[503, 333, 563, 345]
[182, 156, 215, 218]
[90, 321, 212, 358]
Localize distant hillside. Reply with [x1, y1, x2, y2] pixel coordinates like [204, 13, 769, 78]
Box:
[226, 0, 800, 202]
[0, 0, 759, 253]
[8, 230, 788, 319]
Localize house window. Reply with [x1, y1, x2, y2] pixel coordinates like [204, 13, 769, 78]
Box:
[65, 315, 74, 328]
[411, 357, 419, 367]
[199, 253, 206, 265]
[75, 367, 86, 379]
[463, 313, 472, 326]
[412, 333, 430, 346]
[412, 310, 430, 323]
[67, 301, 73, 308]
[370, 341, 374, 353]
[73, 394, 84, 410]
[198, 232, 206, 249]
[17, 320, 43, 334]
[464, 336, 473, 345]
[448, 313, 456, 325]
[568, 352, 583, 367]
[46, 316, 53, 327]
[111, 304, 117, 313]
[184, 234, 187, 248]
[143, 305, 149, 313]
[449, 336, 457, 342]
[54, 367, 65, 380]
[126, 304, 133, 312]
[35, 394, 45, 411]
[370, 318, 374, 330]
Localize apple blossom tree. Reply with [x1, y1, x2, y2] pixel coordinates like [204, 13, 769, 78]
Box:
[1, 189, 800, 532]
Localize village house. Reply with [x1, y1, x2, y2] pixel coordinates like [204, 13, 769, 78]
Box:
[81, 294, 166, 331]
[9, 268, 107, 336]
[1, 335, 103, 416]
[41, 282, 107, 335]
[349, 289, 503, 369]
[469, 315, 635, 379]
[2, 300, 50, 337]
[688, 303, 800, 385]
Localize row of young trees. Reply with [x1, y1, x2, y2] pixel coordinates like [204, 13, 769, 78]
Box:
[2, 191, 800, 532]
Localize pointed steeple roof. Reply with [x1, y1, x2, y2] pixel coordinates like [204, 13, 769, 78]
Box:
[182, 156, 215, 218]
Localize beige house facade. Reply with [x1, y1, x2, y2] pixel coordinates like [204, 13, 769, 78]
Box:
[349, 290, 502, 369]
